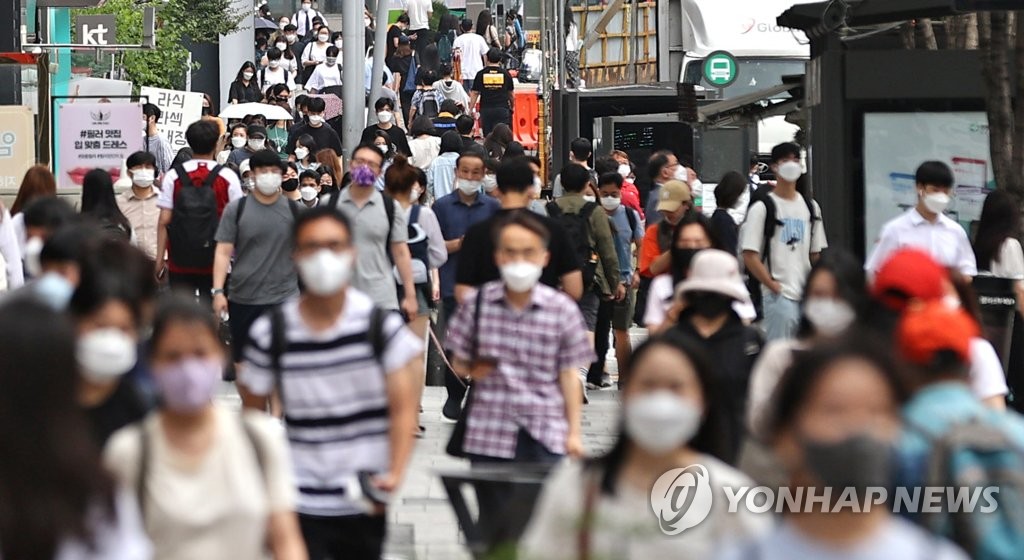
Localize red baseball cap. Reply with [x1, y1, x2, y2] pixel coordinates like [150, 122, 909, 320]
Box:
[871, 248, 948, 311]
[897, 301, 978, 366]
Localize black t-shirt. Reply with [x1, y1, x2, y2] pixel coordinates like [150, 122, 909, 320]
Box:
[472, 66, 513, 109]
[456, 208, 582, 289]
[85, 378, 149, 448]
[286, 122, 343, 155]
[359, 124, 412, 156]
[387, 55, 413, 92]
[229, 79, 261, 104]
[386, 25, 404, 60]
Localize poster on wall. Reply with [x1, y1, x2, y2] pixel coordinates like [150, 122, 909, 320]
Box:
[0, 106, 37, 191]
[139, 86, 203, 155]
[57, 102, 143, 190]
[862, 112, 993, 251]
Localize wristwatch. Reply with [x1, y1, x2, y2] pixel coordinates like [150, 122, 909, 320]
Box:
[211, 288, 226, 297]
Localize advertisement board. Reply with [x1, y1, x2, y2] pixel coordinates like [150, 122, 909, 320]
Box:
[0, 106, 36, 190]
[140, 86, 203, 154]
[57, 102, 143, 190]
[862, 111, 993, 250]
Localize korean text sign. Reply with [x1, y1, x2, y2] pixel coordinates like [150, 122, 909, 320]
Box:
[57, 102, 143, 190]
[140, 87, 203, 153]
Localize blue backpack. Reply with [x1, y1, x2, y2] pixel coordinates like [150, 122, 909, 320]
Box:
[913, 415, 1024, 560]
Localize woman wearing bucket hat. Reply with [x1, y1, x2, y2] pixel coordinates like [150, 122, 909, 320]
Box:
[672, 249, 762, 464]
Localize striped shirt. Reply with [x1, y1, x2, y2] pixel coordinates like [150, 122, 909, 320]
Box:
[446, 281, 595, 459]
[239, 289, 422, 516]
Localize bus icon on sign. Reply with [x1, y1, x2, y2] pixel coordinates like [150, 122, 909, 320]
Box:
[703, 51, 738, 88]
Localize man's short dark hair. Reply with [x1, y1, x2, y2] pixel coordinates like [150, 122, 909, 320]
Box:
[714, 171, 747, 210]
[440, 99, 460, 115]
[569, 137, 591, 162]
[594, 156, 618, 175]
[460, 18, 473, 31]
[306, 97, 327, 114]
[770, 142, 801, 164]
[456, 114, 475, 135]
[299, 170, 320, 182]
[249, 149, 285, 172]
[493, 210, 551, 249]
[283, 23, 297, 32]
[486, 48, 503, 64]
[23, 197, 77, 231]
[185, 120, 221, 155]
[374, 97, 394, 112]
[648, 150, 672, 181]
[126, 151, 157, 169]
[598, 172, 623, 190]
[397, 13, 410, 24]
[294, 94, 309, 110]
[457, 151, 486, 169]
[440, 62, 453, 77]
[142, 103, 161, 121]
[560, 163, 590, 193]
[267, 47, 282, 60]
[916, 160, 954, 188]
[496, 157, 535, 194]
[326, 46, 339, 58]
[293, 206, 353, 245]
[352, 143, 385, 166]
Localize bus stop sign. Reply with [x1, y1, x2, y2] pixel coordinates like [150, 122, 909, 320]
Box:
[703, 51, 738, 88]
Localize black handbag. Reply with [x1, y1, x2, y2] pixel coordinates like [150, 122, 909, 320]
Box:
[446, 288, 484, 458]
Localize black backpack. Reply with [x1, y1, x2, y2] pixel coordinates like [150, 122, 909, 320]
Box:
[167, 163, 224, 269]
[547, 200, 599, 289]
[98, 218, 131, 241]
[407, 204, 430, 269]
[419, 92, 440, 120]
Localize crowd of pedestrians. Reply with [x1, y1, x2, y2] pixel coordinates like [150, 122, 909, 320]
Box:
[2, 5, 1024, 560]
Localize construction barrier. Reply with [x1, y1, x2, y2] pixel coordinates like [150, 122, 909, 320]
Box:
[512, 89, 539, 150]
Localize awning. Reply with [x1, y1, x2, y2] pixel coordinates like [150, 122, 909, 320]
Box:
[697, 81, 803, 128]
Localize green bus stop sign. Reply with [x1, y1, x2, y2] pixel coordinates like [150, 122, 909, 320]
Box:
[703, 51, 738, 88]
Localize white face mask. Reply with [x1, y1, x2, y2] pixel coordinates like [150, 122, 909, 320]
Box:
[326, 57, 337, 66]
[600, 196, 620, 211]
[231, 136, 247, 149]
[35, 271, 75, 310]
[302, 3, 311, 11]
[457, 178, 481, 195]
[377, 111, 394, 124]
[297, 249, 353, 296]
[243, 71, 254, 80]
[922, 191, 951, 214]
[276, 41, 287, 51]
[617, 164, 632, 178]
[77, 328, 137, 383]
[318, 34, 329, 43]
[248, 138, 265, 151]
[334, 39, 343, 49]
[803, 297, 856, 337]
[582, 194, 596, 203]
[308, 114, 324, 126]
[254, 172, 282, 195]
[673, 165, 688, 182]
[624, 391, 702, 454]
[24, 236, 44, 278]
[776, 160, 803, 183]
[286, 34, 297, 43]
[500, 261, 543, 292]
[294, 147, 309, 160]
[269, 59, 281, 69]
[482, 174, 498, 192]
[131, 168, 155, 188]
[300, 186, 319, 201]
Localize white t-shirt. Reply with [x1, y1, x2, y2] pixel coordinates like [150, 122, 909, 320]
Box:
[521, 457, 771, 560]
[716, 517, 967, 560]
[52, 488, 152, 560]
[746, 338, 806, 438]
[259, 65, 296, 93]
[740, 192, 828, 301]
[306, 63, 342, 92]
[454, 32, 490, 80]
[301, 41, 330, 65]
[990, 237, 1024, 279]
[643, 273, 757, 328]
[157, 160, 244, 210]
[104, 408, 296, 560]
[405, 0, 433, 30]
[969, 337, 1009, 400]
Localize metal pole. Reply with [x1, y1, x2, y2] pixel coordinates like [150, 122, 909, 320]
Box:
[342, 0, 366, 158]
[556, 0, 566, 92]
[367, 0, 389, 125]
[538, 0, 549, 183]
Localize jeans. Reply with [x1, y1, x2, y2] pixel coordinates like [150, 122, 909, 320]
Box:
[299, 513, 386, 560]
[761, 289, 801, 341]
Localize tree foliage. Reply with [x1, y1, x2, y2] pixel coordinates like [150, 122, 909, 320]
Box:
[74, 0, 245, 90]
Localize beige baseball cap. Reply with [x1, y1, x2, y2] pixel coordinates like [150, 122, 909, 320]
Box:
[655, 180, 693, 213]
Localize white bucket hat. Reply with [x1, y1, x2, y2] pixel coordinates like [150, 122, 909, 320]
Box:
[675, 249, 750, 303]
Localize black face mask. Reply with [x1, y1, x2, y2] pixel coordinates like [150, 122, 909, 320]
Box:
[282, 178, 299, 192]
[687, 292, 734, 319]
[671, 248, 701, 285]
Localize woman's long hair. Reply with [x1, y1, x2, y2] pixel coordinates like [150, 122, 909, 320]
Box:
[80, 169, 132, 236]
[974, 189, 1022, 272]
[476, 9, 494, 40]
[0, 298, 117, 558]
[484, 124, 513, 160]
[11, 165, 57, 215]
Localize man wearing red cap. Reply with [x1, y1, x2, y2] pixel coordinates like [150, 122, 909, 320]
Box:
[865, 161, 977, 277]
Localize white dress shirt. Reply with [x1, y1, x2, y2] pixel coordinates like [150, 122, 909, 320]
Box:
[865, 208, 978, 276]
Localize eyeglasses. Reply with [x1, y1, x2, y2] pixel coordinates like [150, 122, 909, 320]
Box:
[352, 157, 382, 171]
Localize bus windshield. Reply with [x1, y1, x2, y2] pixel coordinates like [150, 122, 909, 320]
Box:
[684, 58, 806, 99]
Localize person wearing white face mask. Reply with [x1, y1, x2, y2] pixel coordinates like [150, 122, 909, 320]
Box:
[290, 0, 323, 39]
[865, 160, 977, 278]
[297, 169, 321, 207]
[258, 47, 296, 93]
[228, 124, 268, 166]
[286, 97, 343, 155]
[263, 37, 298, 74]
[360, 97, 413, 157]
[117, 151, 161, 260]
[238, 206, 422, 559]
[212, 150, 301, 375]
[740, 142, 828, 341]
[746, 250, 867, 440]
[447, 212, 596, 548]
[520, 331, 769, 559]
[300, 25, 332, 82]
[305, 45, 342, 94]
